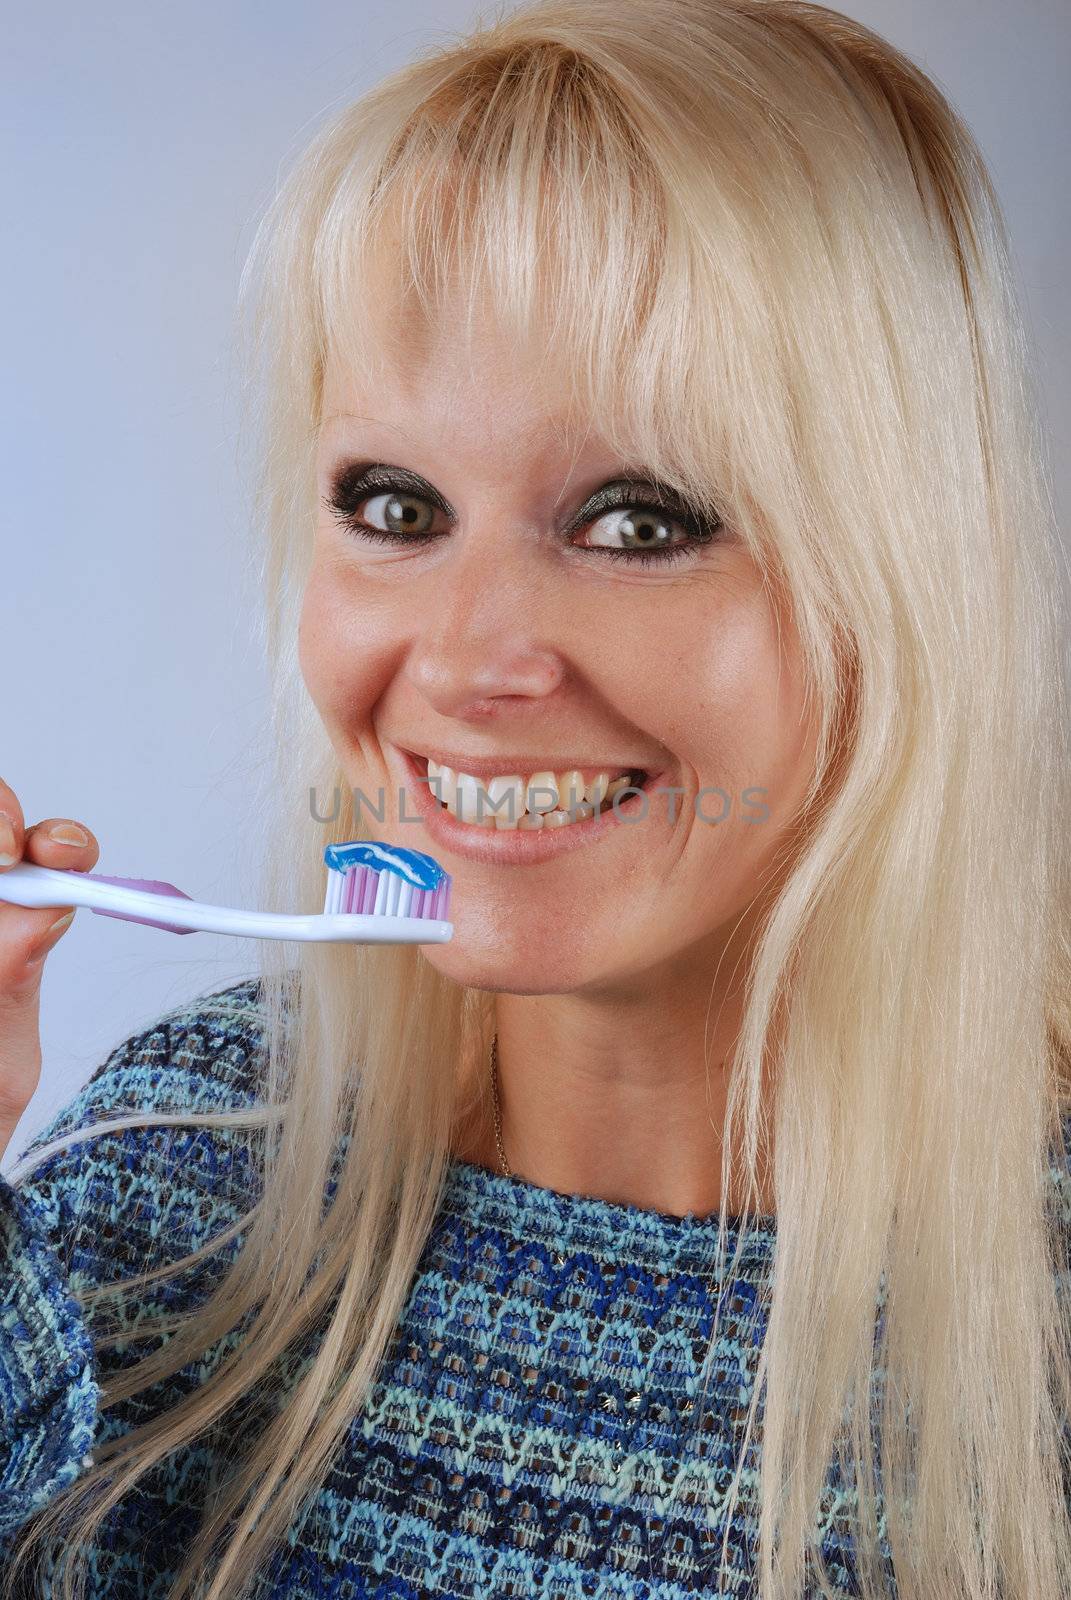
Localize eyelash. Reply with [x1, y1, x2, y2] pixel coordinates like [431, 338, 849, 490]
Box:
[322, 466, 723, 569]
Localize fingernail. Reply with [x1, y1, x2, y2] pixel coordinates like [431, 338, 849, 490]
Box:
[0, 814, 16, 867]
[29, 910, 76, 962]
[47, 822, 88, 847]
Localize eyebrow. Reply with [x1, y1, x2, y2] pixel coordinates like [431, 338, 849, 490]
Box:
[317, 414, 674, 506]
[319, 411, 413, 439]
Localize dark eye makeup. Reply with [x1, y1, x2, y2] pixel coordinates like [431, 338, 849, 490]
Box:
[321, 460, 724, 569]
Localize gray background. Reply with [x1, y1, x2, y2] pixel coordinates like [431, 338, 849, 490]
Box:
[2, 1, 1067, 1170]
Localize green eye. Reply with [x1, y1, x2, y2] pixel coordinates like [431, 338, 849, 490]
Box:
[324, 464, 723, 568]
[571, 482, 721, 565]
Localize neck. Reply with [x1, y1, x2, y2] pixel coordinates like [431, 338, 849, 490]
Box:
[452, 949, 780, 1222]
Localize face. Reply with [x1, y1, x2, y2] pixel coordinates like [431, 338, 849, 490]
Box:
[299, 313, 821, 1001]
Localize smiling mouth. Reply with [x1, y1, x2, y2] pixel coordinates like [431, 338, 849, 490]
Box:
[406, 750, 652, 830]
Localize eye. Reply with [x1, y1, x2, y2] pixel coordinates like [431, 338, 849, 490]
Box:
[322, 463, 723, 569]
[570, 482, 722, 564]
[323, 462, 450, 543]
[581, 506, 686, 554]
[350, 488, 440, 538]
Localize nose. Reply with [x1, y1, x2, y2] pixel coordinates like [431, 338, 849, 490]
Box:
[401, 530, 567, 722]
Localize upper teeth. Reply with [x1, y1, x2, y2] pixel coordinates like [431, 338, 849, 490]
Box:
[424, 758, 640, 830]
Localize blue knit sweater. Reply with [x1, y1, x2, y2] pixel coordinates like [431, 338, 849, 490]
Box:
[1, 978, 1068, 1598]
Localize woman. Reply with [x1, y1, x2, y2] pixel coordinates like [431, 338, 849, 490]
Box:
[1, 0, 1069, 1595]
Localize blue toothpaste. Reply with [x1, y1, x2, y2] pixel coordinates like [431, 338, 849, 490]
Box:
[323, 840, 448, 892]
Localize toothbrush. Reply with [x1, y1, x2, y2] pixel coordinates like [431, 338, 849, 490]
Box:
[0, 840, 453, 945]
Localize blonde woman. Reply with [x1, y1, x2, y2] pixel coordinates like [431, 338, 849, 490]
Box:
[1, 1, 1069, 1596]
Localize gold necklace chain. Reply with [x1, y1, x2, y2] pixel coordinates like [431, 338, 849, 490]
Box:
[489, 1033, 512, 1178]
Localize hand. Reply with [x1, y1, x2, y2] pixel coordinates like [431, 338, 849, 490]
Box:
[0, 777, 98, 1164]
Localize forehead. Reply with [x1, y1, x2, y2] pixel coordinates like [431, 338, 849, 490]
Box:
[319, 312, 612, 474]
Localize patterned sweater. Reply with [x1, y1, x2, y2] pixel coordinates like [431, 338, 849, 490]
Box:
[0, 978, 1068, 1598]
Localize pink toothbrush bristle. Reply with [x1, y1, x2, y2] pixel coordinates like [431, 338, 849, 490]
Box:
[335, 865, 450, 920]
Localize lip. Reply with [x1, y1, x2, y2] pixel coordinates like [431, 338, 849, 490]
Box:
[392, 745, 666, 867]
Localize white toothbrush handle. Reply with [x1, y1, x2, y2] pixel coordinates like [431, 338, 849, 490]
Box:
[0, 863, 126, 913]
[0, 863, 452, 944]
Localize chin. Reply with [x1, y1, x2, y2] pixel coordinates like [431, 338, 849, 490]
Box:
[419, 939, 590, 996]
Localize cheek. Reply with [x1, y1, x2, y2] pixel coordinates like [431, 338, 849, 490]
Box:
[297, 560, 397, 716]
[708, 610, 817, 832]
[638, 584, 815, 812]
[297, 571, 331, 704]
[717, 632, 811, 781]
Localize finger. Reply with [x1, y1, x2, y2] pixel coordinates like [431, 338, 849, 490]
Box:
[0, 778, 25, 870]
[23, 818, 100, 872]
[0, 900, 77, 993]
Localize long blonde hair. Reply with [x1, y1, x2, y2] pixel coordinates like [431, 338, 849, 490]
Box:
[8, 2, 1071, 1596]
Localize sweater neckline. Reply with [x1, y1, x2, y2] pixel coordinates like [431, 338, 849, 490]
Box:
[441, 1154, 778, 1279]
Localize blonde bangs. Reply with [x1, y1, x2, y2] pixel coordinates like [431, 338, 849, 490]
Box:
[310, 35, 768, 563]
